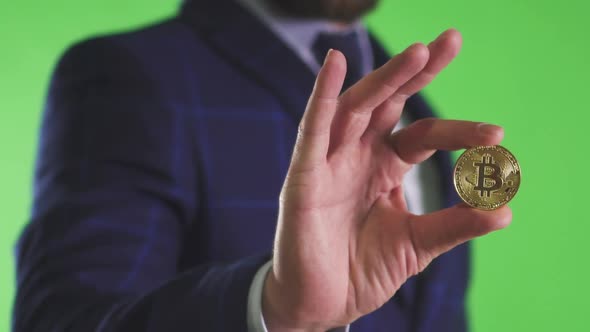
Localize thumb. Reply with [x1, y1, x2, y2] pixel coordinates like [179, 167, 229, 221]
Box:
[409, 204, 512, 262]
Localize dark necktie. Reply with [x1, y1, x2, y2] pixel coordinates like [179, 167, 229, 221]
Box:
[312, 30, 364, 91]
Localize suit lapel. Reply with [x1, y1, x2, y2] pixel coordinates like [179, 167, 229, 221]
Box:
[179, 0, 316, 124]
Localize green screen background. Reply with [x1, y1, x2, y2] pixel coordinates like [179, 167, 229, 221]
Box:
[1, 1, 587, 331]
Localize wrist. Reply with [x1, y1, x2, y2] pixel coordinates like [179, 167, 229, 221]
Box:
[261, 268, 326, 332]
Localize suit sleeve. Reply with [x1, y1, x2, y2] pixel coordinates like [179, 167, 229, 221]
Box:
[13, 37, 268, 331]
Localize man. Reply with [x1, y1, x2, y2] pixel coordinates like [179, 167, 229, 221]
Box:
[13, 0, 510, 331]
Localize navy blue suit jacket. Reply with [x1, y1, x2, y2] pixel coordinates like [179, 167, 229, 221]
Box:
[14, 1, 469, 331]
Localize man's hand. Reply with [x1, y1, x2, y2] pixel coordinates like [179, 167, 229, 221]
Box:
[262, 29, 512, 331]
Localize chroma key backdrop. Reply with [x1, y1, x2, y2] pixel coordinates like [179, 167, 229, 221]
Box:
[1, 1, 588, 331]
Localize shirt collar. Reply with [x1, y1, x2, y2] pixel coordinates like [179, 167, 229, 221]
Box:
[235, 0, 373, 74]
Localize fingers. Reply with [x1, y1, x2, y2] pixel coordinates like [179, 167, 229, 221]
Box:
[393, 29, 463, 102]
[390, 118, 505, 164]
[329, 44, 430, 148]
[292, 50, 346, 168]
[363, 29, 463, 141]
[409, 204, 512, 264]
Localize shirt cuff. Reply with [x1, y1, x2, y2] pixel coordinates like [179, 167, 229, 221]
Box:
[247, 260, 272, 332]
[247, 260, 350, 332]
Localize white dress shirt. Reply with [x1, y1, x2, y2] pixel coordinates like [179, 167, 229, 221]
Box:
[234, 0, 443, 331]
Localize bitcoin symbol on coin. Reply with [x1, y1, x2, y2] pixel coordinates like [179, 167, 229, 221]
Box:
[473, 154, 502, 197]
[453, 146, 521, 210]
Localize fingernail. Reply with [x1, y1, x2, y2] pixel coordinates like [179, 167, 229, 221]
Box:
[324, 49, 333, 65]
[477, 123, 503, 136]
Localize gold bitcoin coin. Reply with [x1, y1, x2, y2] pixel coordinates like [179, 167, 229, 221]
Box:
[453, 145, 521, 210]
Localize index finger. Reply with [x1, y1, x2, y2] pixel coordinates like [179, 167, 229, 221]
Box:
[390, 118, 505, 164]
[327, 44, 430, 149]
[338, 43, 429, 114]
